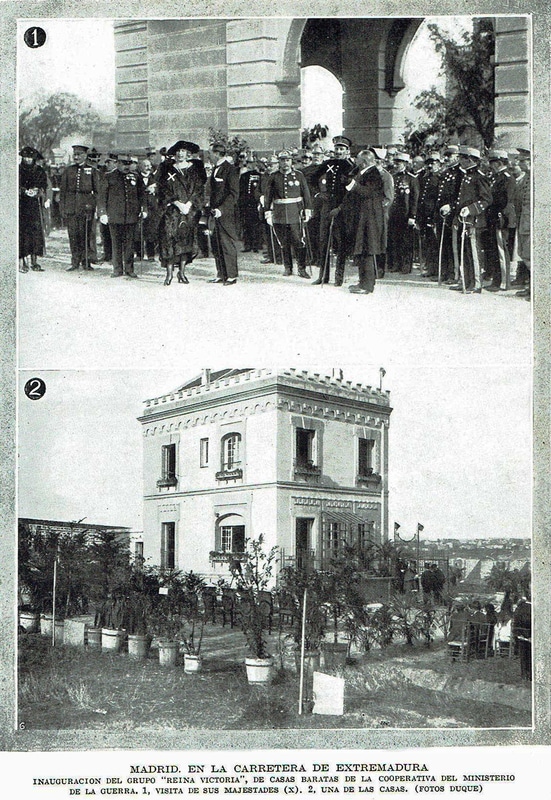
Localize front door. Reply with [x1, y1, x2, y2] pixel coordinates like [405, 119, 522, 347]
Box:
[295, 518, 314, 570]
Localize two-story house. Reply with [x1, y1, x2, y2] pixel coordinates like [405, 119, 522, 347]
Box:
[139, 368, 392, 581]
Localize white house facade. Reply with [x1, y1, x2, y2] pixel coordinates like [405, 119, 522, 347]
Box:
[139, 369, 392, 582]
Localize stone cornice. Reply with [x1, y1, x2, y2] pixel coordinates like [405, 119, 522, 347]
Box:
[144, 481, 384, 501]
[141, 388, 390, 436]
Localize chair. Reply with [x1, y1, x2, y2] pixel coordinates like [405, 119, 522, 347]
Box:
[476, 622, 493, 659]
[448, 622, 478, 662]
[276, 592, 297, 627]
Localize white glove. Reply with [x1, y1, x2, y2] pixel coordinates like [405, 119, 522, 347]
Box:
[440, 204, 451, 216]
[25, 188, 38, 197]
[265, 211, 273, 227]
[99, 214, 108, 225]
[212, 208, 222, 219]
[141, 210, 148, 219]
[408, 218, 415, 227]
[146, 183, 156, 194]
[303, 209, 312, 222]
[459, 206, 470, 218]
[44, 199, 51, 209]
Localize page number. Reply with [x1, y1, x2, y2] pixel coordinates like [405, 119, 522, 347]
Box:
[24, 378, 46, 400]
[24, 27, 46, 48]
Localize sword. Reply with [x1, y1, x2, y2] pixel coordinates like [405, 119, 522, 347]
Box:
[84, 210, 89, 269]
[139, 215, 144, 277]
[496, 223, 510, 291]
[459, 218, 467, 294]
[321, 215, 335, 286]
[301, 212, 314, 277]
[437, 218, 446, 286]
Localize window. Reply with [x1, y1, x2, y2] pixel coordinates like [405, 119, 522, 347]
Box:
[325, 521, 346, 555]
[221, 433, 241, 470]
[220, 525, 245, 553]
[134, 541, 144, 566]
[358, 438, 374, 476]
[357, 522, 375, 549]
[296, 428, 315, 467]
[157, 443, 177, 487]
[200, 438, 209, 467]
[160, 522, 176, 569]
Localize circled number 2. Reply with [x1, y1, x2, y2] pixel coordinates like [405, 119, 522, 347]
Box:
[24, 27, 47, 48]
[24, 378, 46, 400]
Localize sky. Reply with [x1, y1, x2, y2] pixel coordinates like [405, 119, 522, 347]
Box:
[18, 364, 531, 541]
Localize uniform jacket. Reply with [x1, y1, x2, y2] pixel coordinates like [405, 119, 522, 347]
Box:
[60, 163, 100, 217]
[453, 165, 492, 228]
[209, 159, 239, 219]
[487, 168, 517, 229]
[98, 169, 146, 225]
[312, 158, 355, 208]
[435, 163, 463, 222]
[390, 170, 419, 219]
[238, 170, 261, 208]
[265, 169, 312, 225]
[515, 173, 530, 236]
[416, 170, 441, 226]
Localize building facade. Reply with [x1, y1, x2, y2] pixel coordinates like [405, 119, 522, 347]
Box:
[114, 16, 530, 154]
[139, 369, 392, 582]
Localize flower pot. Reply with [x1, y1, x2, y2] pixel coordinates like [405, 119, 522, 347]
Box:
[53, 619, 65, 646]
[245, 657, 273, 685]
[87, 627, 102, 650]
[19, 611, 39, 632]
[184, 653, 202, 674]
[322, 642, 348, 671]
[40, 613, 53, 637]
[128, 634, 150, 660]
[158, 639, 179, 667]
[101, 627, 125, 653]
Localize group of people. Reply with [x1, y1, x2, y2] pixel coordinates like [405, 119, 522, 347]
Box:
[18, 135, 531, 298]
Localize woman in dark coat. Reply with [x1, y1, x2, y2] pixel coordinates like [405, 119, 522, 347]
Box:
[19, 146, 48, 272]
[157, 140, 206, 285]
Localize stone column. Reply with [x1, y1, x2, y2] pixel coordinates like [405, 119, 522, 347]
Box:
[494, 17, 530, 149]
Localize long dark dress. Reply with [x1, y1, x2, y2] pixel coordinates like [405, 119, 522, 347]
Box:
[19, 162, 47, 258]
[157, 160, 206, 262]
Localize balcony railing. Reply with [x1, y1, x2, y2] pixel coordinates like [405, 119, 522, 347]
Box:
[294, 460, 321, 482]
[356, 470, 381, 488]
[215, 466, 243, 481]
[209, 550, 247, 564]
[156, 474, 178, 488]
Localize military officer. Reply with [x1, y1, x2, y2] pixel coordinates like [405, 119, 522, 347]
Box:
[99, 153, 118, 262]
[387, 153, 419, 274]
[311, 135, 355, 286]
[60, 144, 100, 271]
[259, 155, 282, 266]
[483, 150, 517, 292]
[416, 152, 442, 279]
[98, 153, 147, 278]
[440, 145, 492, 294]
[264, 150, 312, 278]
[515, 148, 531, 300]
[238, 157, 262, 253]
[85, 148, 102, 263]
[434, 150, 463, 283]
[300, 147, 323, 267]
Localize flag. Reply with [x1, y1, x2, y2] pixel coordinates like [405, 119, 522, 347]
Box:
[417, 523, 424, 532]
[380, 367, 386, 377]
[394, 522, 401, 532]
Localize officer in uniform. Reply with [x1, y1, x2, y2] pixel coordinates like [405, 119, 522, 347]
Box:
[483, 149, 517, 292]
[85, 148, 102, 263]
[440, 145, 491, 294]
[238, 157, 262, 253]
[98, 153, 147, 278]
[60, 144, 100, 271]
[515, 148, 531, 300]
[99, 154, 118, 262]
[311, 135, 355, 286]
[264, 150, 312, 278]
[387, 153, 419, 274]
[434, 149, 463, 283]
[300, 147, 322, 267]
[416, 152, 442, 279]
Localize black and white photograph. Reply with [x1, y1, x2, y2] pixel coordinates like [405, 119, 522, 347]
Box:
[1, 2, 549, 792]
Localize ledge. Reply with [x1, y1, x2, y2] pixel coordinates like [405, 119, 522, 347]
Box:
[156, 476, 178, 488]
[215, 468, 243, 481]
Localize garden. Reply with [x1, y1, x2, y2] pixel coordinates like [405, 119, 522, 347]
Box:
[18, 523, 532, 730]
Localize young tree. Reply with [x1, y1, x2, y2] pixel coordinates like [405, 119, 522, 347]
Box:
[405, 19, 495, 150]
[19, 91, 101, 158]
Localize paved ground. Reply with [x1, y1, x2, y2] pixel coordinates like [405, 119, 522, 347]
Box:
[18, 229, 530, 371]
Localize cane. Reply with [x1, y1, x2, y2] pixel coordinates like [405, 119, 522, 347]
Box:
[496, 224, 510, 291]
[321, 215, 335, 286]
[139, 215, 144, 277]
[38, 198, 47, 257]
[84, 211, 89, 270]
[301, 213, 314, 277]
[437, 218, 446, 286]
[459, 218, 467, 294]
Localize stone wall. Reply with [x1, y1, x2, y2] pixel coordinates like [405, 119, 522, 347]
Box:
[494, 16, 530, 149]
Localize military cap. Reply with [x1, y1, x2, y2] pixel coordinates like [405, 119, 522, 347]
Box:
[72, 144, 89, 152]
[444, 145, 459, 155]
[277, 150, 293, 159]
[117, 153, 134, 164]
[488, 149, 508, 161]
[332, 135, 352, 148]
[426, 151, 442, 162]
[166, 140, 200, 156]
[268, 155, 279, 165]
[517, 147, 531, 157]
[369, 146, 387, 161]
[394, 152, 411, 162]
[105, 153, 118, 162]
[20, 146, 41, 160]
[88, 148, 101, 159]
[311, 144, 324, 153]
[458, 145, 481, 159]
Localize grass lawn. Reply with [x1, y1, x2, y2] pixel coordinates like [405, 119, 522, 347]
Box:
[18, 629, 531, 731]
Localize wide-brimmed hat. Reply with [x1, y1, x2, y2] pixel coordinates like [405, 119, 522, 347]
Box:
[166, 140, 200, 156]
[20, 146, 42, 160]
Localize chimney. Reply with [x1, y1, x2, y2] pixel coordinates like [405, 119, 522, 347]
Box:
[331, 368, 343, 381]
[201, 369, 211, 386]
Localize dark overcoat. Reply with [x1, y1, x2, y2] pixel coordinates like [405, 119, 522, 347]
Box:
[19, 162, 47, 257]
[157, 160, 206, 260]
[342, 165, 386, 256]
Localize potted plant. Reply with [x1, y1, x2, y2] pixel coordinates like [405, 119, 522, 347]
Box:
[233, 535, 278, 684]
[180, 571, 207, 673]
[125, 567, 158, 659]
[278, 565, 326, 674]
[94, 587, 129, 653]
[149, 569, 186, 667]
